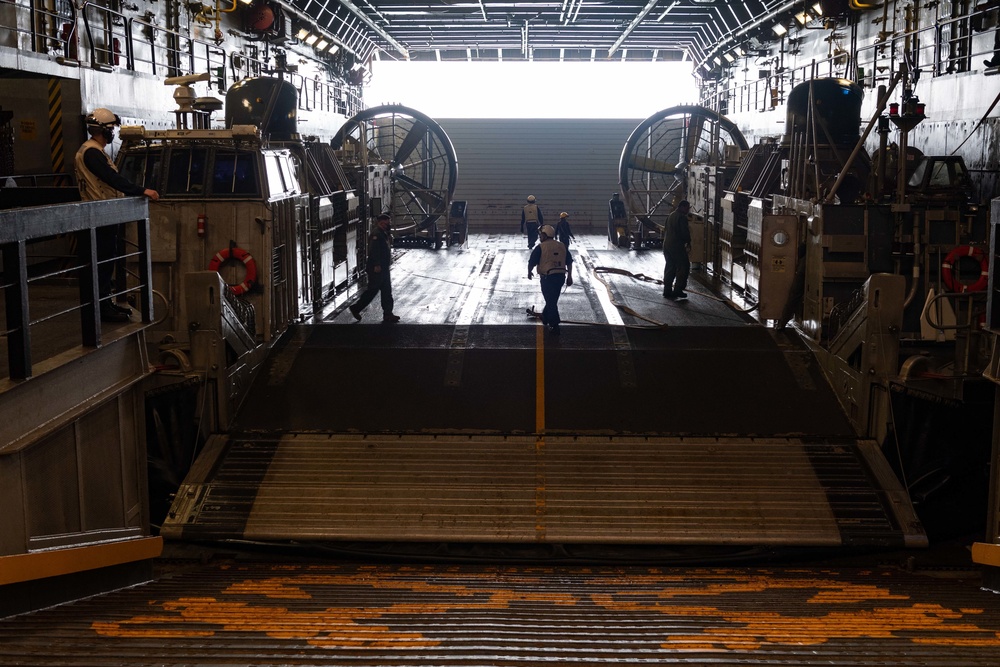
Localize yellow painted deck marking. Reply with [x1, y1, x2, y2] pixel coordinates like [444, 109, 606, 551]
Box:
[534, 323, 546, 541]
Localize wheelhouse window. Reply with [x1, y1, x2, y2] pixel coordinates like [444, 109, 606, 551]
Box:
[211, 151, 259, 196]
[165, 148, 208, 195]
[118, 149, 163, 190]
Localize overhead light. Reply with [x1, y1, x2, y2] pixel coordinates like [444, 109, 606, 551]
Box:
[305, 33, 319, 46]
[772, 23, 788, 36]
[315, 39, 329, 51]
[734, 46, 745, 56]
[723, 53, 735, 63]
[795, 11, 811, 24]
[713, 56, 722, 66]
[327, 44, 340, 54]
[296, 28, 310, 41]
[238, 0, 253, 4]
[812, 2, 823, 14]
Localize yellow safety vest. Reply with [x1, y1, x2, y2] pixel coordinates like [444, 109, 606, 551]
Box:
[74, 138, 122, 202]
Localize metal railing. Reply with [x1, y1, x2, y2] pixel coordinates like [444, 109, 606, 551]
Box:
[703, 7, 997, 116]
[1, 0, 363, 117]
[0, 197, 152, 380]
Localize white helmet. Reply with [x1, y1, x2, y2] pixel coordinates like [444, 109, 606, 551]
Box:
[85, 108, 120, 129]
[540, 225, 555, 238]
[559, 212, 569, 218]
[526, 195, 536, 202]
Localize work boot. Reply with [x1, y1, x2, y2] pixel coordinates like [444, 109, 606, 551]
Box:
[382, 314, 401, 323]
[348, 304, 362, 321]
[663, 292, 676, 299]
[673, 290, 688, 299]
[100, 304, 131, 323]
[110, 302, 132, 316]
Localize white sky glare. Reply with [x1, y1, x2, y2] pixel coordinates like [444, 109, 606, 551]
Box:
[364, 60, 697, 119]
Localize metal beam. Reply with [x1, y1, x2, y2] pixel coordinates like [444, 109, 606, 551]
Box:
[339, 0, 409, 58]
[608, 0, 661, 57]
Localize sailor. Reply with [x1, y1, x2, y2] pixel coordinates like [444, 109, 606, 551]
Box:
[349, 213, 401, 323]
[527, 225, 574, 334]
[662, 200, 691, 299]
[74, 107, 160, 322]
[554, 211, 575, 247]
[521, 194, 544, 248]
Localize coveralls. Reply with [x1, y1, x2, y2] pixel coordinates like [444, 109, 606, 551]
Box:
[521, 202, 544, 248]
[528, 238, 573, 332]
[351, 223, 396, 321]
[554, 217, 575, 247]
[74, 138, 149, 319]
[662, 207, 691, 297]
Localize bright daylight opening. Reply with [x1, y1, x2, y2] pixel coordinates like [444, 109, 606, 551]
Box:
[364, 60, 698, 119]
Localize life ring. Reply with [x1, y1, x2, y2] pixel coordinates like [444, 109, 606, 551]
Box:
[208, 246, 257, 295]
[941, 245, 989, 293]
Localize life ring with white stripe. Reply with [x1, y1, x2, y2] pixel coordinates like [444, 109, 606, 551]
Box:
[941, 245, 989, 293]
[208, 245, 257, 295]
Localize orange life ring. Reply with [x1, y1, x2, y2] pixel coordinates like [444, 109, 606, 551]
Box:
[208, 246, 257, 295]
[941, 245, 989, 293]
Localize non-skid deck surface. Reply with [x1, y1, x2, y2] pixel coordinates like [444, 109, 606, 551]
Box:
[234, 324, 853, 437]
[163, 234, 922, 547]
[2, 561, 998, 666]
[163, 433, 918, 547]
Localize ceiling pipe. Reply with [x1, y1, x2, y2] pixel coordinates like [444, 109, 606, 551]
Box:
[695, 0, 800, 72]
[608, 0, 661, 57]
[339, 0, 409, 58]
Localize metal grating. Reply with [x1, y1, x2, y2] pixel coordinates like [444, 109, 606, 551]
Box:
[163, 434, 922, 548]
[1, 561, 998, 665]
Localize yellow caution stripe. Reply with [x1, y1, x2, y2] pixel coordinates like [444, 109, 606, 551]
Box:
[0, 536, 162, 586]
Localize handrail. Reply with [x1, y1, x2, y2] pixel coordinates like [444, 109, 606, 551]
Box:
[921, 290, 987, 331]
[0, 198, 153, 380]
[704, 6, 995, 116]
[80, 1, 132, 71]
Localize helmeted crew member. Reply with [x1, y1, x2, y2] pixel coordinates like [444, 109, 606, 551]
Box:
[74, 108, 160, 322]
[528, 225, 573, 335]
[521, 194, 544, 248]
[662, 199, 691, 299]
[555, 211, 575, 247]
[348, 213, 401, 323]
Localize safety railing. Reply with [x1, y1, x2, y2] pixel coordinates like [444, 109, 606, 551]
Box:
[2, 0, 363, 117]
[703, 6, 997, 116]
[0, 0, 77, 62]
[0, 197, 152, 380]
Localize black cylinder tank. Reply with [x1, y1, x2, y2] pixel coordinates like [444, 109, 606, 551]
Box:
[785, 78, 863, 145]
[225, 78, 298, 141]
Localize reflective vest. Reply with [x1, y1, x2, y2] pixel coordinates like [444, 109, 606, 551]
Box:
[74, 138, 121, 202]
[538, 239, 568, 275]
[523, 203, 540, 223]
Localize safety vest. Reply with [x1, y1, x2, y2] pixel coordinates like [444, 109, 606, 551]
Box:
[523, 203, 540, 223]
[74, 138, 122, 202]
[538, 239, 568, 275]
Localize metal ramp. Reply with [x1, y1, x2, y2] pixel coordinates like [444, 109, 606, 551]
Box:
[161, 324, 926, 548]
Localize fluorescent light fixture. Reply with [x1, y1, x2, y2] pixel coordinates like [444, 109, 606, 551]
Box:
[296, 28, 310, 40]
[327, 44, 340, 54]
[238, 0, 253, 5]
[315, 39, 329, 51]
[734, 46, 745, 56]
[795, 11, 811, 24]
[812, 2, 823, 14]
[772, 23, 788, 36]
[305, 34, 319, 46]
[723, 53, 735, 63]
[713, 56, 722, 66]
